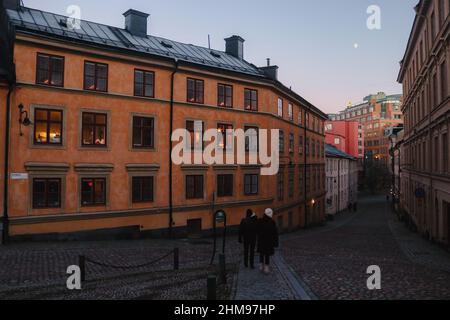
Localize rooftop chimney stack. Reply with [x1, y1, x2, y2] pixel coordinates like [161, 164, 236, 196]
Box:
[3, 0, 21, 9]
[123, 9, 149, 37]
[259, 63, 279, 81]
[225, 35, 245, 60]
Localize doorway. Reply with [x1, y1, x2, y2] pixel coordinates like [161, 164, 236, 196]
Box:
[187, 219, 202, 239]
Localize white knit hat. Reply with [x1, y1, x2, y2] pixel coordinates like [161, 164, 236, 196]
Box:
[264, 208, 274, 218]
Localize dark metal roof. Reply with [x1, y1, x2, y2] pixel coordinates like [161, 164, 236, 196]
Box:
[5, 6, 328, 119]
[6, 6, 265, 77]
[325, 144, 356, 160]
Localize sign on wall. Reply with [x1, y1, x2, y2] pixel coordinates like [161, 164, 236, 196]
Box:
[10, 173, 29, 180]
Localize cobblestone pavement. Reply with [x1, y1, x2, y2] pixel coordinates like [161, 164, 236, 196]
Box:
[0, 238, 240, 300]
[233, 252, 296, 300]
[388, 213, 450, 273]
[282, 195, 450, 300]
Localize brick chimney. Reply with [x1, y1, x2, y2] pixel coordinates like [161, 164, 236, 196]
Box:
[3, 0, 21, 9]
[225, 35, 245, 60]
[123, 9, 149, 37]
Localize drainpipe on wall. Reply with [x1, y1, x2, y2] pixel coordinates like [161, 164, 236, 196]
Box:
[338, 158, 341, 214]
[2, 83, 13, 245]
[168, 59, 179, 238]
[304, 118, 308, 229]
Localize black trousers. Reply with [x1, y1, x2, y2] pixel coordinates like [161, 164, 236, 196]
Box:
[260, 254, 270, 265]
[243, 240, 256, 267]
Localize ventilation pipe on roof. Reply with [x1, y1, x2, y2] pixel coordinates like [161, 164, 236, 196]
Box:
[225, 35, 245, 60]
[123, 9, 149, 37]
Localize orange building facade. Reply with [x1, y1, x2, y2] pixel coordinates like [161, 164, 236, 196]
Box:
[0, 3, 327, 241]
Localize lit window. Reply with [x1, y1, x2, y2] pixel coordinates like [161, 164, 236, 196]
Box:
[34, 109, 63, 145]
[217, 123, 233, 150]
[82, 112, 107, 147]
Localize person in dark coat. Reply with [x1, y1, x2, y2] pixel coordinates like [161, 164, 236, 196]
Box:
[238, 209, 258, 268]
[257, 208, 279, 274]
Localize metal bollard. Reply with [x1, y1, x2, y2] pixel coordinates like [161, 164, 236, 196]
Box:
[207, 274, 216, 300]
[174, 248, 179, 270]
[219, 254, 226, 285]
[79, 255, 86, 282]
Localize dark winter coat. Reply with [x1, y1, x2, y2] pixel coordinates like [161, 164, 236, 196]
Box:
[239, 216, 258, 244]
[257, 216, 279, 256]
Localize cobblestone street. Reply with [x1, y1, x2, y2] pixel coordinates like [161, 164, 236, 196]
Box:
[282, 195, 450, 300]
[0, 238, 239, 300]
[1, 195, 450, 300]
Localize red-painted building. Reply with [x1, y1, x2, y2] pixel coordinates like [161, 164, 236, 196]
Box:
[325, 121, 363, 159]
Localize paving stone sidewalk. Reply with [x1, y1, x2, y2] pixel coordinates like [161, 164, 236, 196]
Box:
[387, 208, 450, 273]
[233, 251, 315, 300]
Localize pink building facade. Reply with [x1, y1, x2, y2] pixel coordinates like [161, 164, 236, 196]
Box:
[325, 121, 363, 159]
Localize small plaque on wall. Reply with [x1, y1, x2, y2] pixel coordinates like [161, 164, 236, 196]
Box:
[10, 173, 29, 180]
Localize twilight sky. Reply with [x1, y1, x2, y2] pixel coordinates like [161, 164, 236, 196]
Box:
[24, 0, 417, 114]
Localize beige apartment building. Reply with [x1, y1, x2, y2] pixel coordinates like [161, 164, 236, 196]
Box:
[397, 0, 449, 246]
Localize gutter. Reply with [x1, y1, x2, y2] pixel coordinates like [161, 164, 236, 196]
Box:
[168, 59, 179, 238]
[2, 83, 13, 244]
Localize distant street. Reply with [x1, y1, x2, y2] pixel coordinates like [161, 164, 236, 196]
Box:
[281, 195, 450, 300]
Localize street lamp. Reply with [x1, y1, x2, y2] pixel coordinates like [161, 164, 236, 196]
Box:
[18, 104, 31, 136]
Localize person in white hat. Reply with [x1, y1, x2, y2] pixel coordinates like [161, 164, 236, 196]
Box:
[256, 208, 279, 274]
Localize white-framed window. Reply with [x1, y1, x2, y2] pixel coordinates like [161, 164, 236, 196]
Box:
[298, 111, 303, 126]
[278, 98, 283, 117]
[288, 103, 293, 121]
[325, 124, 333, 131]
[334, 138, 340, 145]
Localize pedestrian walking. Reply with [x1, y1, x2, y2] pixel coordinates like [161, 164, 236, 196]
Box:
[238, 209, 258, 268]
[257, 208, 279, 275]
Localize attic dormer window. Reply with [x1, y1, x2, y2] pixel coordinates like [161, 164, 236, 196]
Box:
[210, 51, 221, 58]
[58, 19, 68, 28]
[160, 41, 173, 48]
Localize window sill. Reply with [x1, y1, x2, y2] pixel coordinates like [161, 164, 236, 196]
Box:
[131, 147, 156, 152]
[81, 204, 107, 208]
[36, 82, 64, 88]
[79, 146, 110, 151]
[30, 144, 66, 150]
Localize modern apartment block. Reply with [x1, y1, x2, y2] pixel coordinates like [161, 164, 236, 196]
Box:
[0, 1, 327, 241]
[325, 120, 363, 159]
[329, 92, 403, 167]
[397, 0, 450, 246]
[325, 144, 358, 217]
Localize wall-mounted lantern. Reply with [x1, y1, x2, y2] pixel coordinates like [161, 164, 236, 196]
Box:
[18, 104, 31, 136]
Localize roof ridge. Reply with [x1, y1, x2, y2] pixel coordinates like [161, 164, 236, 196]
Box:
[20, 5, 259, 68]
